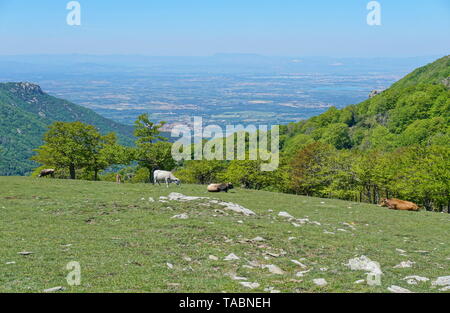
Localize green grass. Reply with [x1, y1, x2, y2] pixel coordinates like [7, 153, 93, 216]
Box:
[0, 177, 449, 293]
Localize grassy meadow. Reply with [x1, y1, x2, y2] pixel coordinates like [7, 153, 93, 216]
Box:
[0, 177, 449, 293]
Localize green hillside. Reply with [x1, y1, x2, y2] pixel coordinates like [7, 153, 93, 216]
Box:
[0, 177, 449, 293]
[281, 55, 450, 152]
[0, 82, 134, 176]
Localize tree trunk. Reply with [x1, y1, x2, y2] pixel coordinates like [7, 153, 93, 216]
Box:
[94, 170, 98, 181]
[69, 164, 76, 180]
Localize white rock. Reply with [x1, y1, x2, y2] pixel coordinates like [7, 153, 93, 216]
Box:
[217, 201, 256, 216]
[354, 280, 365, 284]
[43, 286, 65, 293]
[432, 276, 450, 286]
[403, 276, 429, 285]
[166, 263, 174, 269]
[396, 248, 407, 254]
[148, 197, 155, 202]
[263, 264, 285, 275]
[345, 256, 382, 275]
[288, 237, 296, 241]
[183, 257, 192, 262]
[439, 286, 450, 291]
[394, 261, 415, 268]
[313, 278, 328, 287]
[264, 287, 281, 293]
[388, 285, 412, 293]
[295, 270, 311, 277]
[240, 282, 260, 289]
[291, 260, 307, 268]
[18, 251, 33, 256]
[208, 255, 219, 261]
[5, 261, 16, 265]
[171, 213, 189, 219]
[251, 236, 266, 242]
[278, 211, 294, 219]
[169, 193, 208, 201]
[232, 275, 248, 281]
[224, 253, 240, 261]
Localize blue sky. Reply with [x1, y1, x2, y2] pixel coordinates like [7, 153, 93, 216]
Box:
[0, 0, 449, 56]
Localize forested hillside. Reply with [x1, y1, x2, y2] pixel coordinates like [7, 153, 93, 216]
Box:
[0, 82, 134, 175]
[177, 56, 450, 211]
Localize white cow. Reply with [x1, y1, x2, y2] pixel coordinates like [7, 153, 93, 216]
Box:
[153, 170, 181, 188]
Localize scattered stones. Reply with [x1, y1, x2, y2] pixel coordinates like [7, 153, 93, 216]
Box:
[388, 285, 412, 293]
[403, 276, 429, 285]
[217, 201, 255, 216]
[263, 264, 285, 275]
[313, 278, 328, 287]
[439, 286, 450, 292]
[240, 282, 260, 289]
[345, 256, 382, 275]
[208, 255, 219, 261]
[43, 286, 65, 293]
[171, 213, 189, 220]
[168, 193, 207, 201]
[264, 287, 281, 293]
[394, 261, 415, 269]
[224, 253, 240, 261]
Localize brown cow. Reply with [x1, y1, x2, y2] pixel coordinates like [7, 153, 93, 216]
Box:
[379, 198, 419, 212]
[38, 169, 55, 178]
[207, 183, 234, 193]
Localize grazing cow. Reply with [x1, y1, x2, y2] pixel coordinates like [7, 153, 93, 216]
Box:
[38, 169, 55, 178]
[379, 198, 420, 212]
[153, 170, 181, 188]
[116, 174, 122, 184]
[207, 183, 234, 193]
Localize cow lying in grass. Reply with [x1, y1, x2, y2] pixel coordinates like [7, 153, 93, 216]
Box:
[38, 169, 55, 178]
[207, 183, 234, 193]
[379, 198, 420, 211]
[153, 170, 181, 188]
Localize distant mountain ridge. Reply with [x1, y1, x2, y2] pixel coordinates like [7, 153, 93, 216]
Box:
[0, 82, 134, 175]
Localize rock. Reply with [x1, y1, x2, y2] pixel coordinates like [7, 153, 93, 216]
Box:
[167, 263, 174, 269]
[345, 256, 382, 275]
[291, 260, 307, 268]
[369, 89, 383, 98]
[263, 264, 285, 275]
[5, 261, 16, 265]
[388, 285, 412, 293]
[313, 278, 328, 287]
[264, 287, 281, 293]
[208, 255, 219, 261]
[18, 251, 33, 256]
[171, 213, 189, 219]
[396, 248, 407, 254]
[43, 286, 65, 293]
[232, 276, 247, 281]
[251, 236, 266, 242]
[432, 276, 450, 287]
[168, 193, 208, 201]
[295, 270, 311, 277]
[439, 286, 450, 292]
[216, 201, 256, 216]
[240, 282, 260, 289]
[224, 253, 240, 261]
[394, 261, 415, 268]
[148, 197, 155, 202]
[403, 276, 429, 285]
[278, 212, 294, 219]
[183, 256, 192, 262]
[354, 280, 365, 284]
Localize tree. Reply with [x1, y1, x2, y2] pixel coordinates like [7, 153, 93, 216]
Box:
[32, 122, 106, 179]
[133, 114, 171, 181]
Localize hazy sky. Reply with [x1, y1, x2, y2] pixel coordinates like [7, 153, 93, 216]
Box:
[0, 0, 449, 57]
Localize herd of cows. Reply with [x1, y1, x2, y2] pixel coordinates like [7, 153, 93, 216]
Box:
[38, 168, 420, 211]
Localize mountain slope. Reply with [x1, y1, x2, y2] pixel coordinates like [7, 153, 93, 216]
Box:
[1, 177, 449, 293]
[0, 82, 134, 175]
